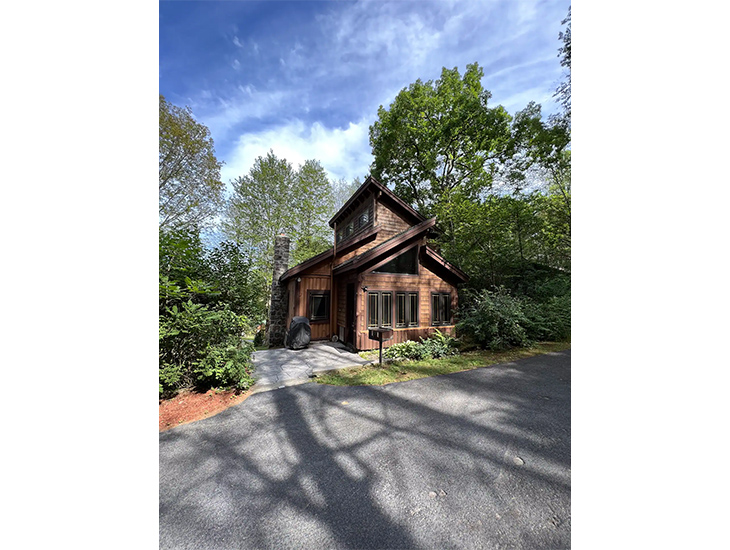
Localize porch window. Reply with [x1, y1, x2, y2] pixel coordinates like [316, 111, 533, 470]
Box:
[396, 291, 419, 328]
[431, 293, 451, 326]
[308, 290, 330, 322]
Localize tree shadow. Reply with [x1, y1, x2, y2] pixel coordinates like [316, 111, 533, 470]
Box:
[159, 351, 570, 549]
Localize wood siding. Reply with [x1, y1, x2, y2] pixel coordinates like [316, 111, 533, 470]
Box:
[282, 188, 463, 349]
[355, 255, 458, 351]
[286, 274, 331, 341]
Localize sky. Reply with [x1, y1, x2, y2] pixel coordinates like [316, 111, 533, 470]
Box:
[159, 0, 571, 192]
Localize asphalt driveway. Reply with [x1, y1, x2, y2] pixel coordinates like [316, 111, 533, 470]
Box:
[159, 350, 571, 549]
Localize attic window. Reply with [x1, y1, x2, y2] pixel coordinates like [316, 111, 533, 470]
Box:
[336, 203, 372, 243]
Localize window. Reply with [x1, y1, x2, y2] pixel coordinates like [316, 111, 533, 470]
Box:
[308, 290, 330, 322]
[431, 293, 451, 326]
[368, 293, 378, 327]
[381, 292, 392, 327]
[367, 291, 393, 328]
[373, 246, 418, 275]
[335, 204, 372, 244]
[396, 292, 419, 328]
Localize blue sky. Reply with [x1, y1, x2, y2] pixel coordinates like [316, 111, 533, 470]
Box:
[160, 0, 571, 190]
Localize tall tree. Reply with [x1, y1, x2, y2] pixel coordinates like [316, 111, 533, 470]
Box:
[555, 7, 571, 121]
[223, 151, 335, 281]
[290, 159, 335, 265]
[159, 95, 224, 230]
[369, 63, 512, 215]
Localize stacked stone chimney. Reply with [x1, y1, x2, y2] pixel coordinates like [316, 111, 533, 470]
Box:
[265, 234, 290, 347]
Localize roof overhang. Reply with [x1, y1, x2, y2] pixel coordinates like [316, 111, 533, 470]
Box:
[280, 224, 380, 283]
[333, 217, 436, 275]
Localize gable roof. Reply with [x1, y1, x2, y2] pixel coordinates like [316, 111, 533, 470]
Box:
[329, 175, 426, 228]
[333, 217, 436, 275]
[279, 224, 379, 283]
[424, 246, 469, 282]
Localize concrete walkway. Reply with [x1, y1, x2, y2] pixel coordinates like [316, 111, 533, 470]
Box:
[251, 340, 374, 391]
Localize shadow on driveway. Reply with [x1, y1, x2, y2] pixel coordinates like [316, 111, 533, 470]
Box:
[160, 350, 571, 549]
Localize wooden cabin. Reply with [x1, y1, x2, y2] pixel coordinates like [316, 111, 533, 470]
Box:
[277, 176, 468, 351]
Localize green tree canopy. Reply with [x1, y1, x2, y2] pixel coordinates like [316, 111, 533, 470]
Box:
[159, 95, 224, 230]
[223, 151, 335, 280]
[369, 63, 512, 215]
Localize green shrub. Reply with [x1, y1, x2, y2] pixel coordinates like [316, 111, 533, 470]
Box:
[384, 330, 459, 361]
[457, 288, 532, 350]
[195, 342, 255, 390]
[523, 294, 571, 341]
[159, 300, 253, 393]
[253, 327, 265, 347]
[384, 340, 427, 361]
[420, 329, 459, 358]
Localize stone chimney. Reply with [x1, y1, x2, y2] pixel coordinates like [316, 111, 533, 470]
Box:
[265, 233, 290, 347]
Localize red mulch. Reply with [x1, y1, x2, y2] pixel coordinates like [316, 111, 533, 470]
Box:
[159, 388, 251, 432]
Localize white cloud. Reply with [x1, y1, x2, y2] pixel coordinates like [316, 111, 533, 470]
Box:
[221, 119, 374, 191]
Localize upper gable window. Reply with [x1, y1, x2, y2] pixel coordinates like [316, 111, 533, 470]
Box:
[336, 203, 373, 244]
[373, 246, 418, 275]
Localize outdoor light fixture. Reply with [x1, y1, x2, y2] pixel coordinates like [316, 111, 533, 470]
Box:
[361, 286, 368, 293]
[296, 277, 301, 283]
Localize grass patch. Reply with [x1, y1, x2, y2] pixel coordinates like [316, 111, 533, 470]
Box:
[314, 342, 570, 386]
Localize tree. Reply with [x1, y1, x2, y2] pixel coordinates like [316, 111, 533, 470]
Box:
[555, 7, 571, 120]
[369, 63, 512, 215]
[223, 151, 335, 280]
[159, 95, 224, 230]
[332, 176, 362, 212]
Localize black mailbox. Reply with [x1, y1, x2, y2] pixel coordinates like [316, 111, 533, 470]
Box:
[368, 327, 393, 365]
[368, 327, 393, 342]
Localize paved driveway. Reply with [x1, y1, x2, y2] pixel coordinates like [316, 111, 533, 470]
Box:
[160, 350, 571, 549]
[251, 341, 373, 390]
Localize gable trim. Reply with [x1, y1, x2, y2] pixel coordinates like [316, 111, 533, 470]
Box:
[333, 217, 436, 275]
[329, 175, 426, 228]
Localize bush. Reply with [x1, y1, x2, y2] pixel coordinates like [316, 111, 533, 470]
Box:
[384, 330, 459, 361]
[523, 294, 571, 341]
[420, 329, 459, 359]
[253, 326, 265, 347]
[456, 288, 532, 350]
[159, 300, 253, 393]
[384, 340, 428, 361]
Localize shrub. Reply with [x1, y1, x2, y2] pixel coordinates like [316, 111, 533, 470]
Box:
[457, 288, 532, 350]
[420, 329, 459, 359]
[384, 340, 427, 361]
[253, 326, 265, 347]
[195, 342, 255, 390]
[523, 294, 571, 341]
[384, 330, 459, 361]
[159, 300, 253, 393]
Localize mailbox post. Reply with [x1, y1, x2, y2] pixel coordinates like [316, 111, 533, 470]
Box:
[367, 327, 394, 365]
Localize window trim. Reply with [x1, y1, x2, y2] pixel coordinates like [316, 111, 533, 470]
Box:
[372, 245, 420, 275]
[367, 290, 394, 328]
[395, 291, 419, 328]
[430, 292, 451, 326]
[307, 290, 330, 324]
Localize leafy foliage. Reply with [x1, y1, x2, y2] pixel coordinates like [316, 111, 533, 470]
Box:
[457, 288, 532, 350]
[384, 330, 459, 361]
[159, 95, 224, 230]
[370, 63, 511, 216]
[223, 151, 335, 281]
[159, 300, 254, 394]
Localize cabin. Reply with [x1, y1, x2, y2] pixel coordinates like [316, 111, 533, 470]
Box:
[268, 176, 468, 351]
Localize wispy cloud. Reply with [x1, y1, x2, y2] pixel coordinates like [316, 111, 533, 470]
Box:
[221, 118, 373, 189]
[161, 0, 570, 193]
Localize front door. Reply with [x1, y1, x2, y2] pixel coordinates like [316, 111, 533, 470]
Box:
[346, 283, 355, 346]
